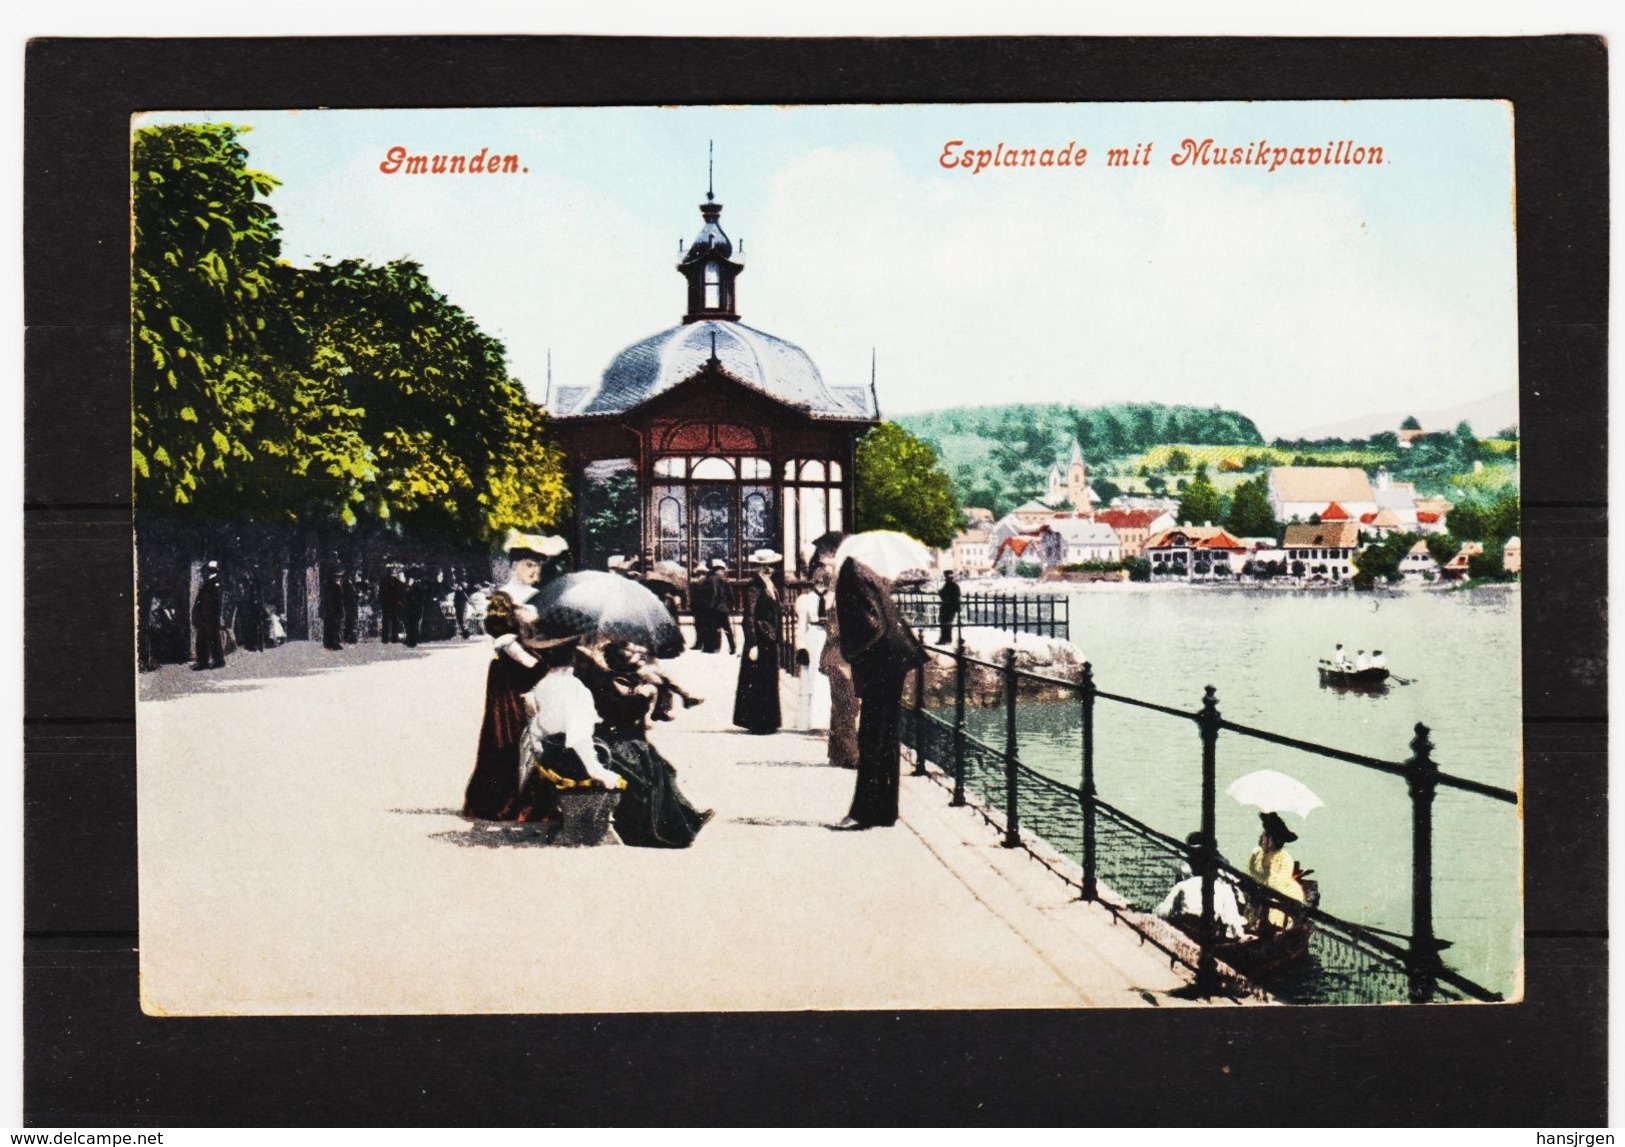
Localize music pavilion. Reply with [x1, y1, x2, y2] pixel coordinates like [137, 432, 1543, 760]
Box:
[550, 189, 879, 576]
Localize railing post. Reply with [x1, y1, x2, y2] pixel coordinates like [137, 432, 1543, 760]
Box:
[1002, 646, 1020, 848]
[1196, 684, 1221, 996]
[911, 652, 928, 776]
[1079, 661, 1097, 901]
[952, 635, 967, 807]
[1407, 722, 1441, 1003]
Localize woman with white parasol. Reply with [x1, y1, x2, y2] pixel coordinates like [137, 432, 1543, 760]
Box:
[1226, 769, 1322, 932]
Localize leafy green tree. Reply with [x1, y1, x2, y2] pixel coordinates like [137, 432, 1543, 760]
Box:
[1177, 470, 1222, 527]
[1468, 539, 1511, 581]
[854, 422, 962, 549]
[1488, 492, 1521, 540]
[1165, 448, 1191, 473]
[1455, 420, 1476, 442]
[1224, 474, 1280, 538]
[1353, 532, 1421, 587]
[1091, 477, 1122, 506]
[1400, 415, 1422, 431]
[132, 123, 282, 507]
[1446, 500, 1490, 541]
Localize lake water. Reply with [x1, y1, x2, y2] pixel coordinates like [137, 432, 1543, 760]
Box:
[956, 584, 1522, 1000]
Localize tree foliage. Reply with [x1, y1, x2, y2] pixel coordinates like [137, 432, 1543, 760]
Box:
[132, 123, 570, 545]
[1224, 474, 1280, 538]
[1353, 531, 1422, 587]
[1176, 470, 1223, 527]
[132, 123, 281, 506]
[854, 422, 962, 550]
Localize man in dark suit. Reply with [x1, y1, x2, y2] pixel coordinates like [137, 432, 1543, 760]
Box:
[403, 568, 425, 648]
[379, 569, 403, 643]
[688, 564, 715, 652]
[835, 558, 925, 828]
[708, 559, 738, 655]
[191, 561, 225, 671]
[937, 569, 961, 646]
[321, 563, 345, 651]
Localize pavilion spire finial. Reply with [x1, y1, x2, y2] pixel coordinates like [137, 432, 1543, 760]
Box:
[870, 348, 880, 418]
[707, 140, 714, 202]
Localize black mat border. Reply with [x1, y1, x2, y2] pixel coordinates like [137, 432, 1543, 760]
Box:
[22, 35, 1608, 1126]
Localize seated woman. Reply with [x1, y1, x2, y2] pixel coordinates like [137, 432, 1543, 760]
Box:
[1245, 812, 1308, 933]
[512, 635, 625, 827]
[576, 640, 712, 848]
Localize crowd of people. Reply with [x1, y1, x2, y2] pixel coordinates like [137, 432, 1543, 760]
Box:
[461, 532, 712, 848]
[146, 558, 491, 673]
[457, 530, 930, 845]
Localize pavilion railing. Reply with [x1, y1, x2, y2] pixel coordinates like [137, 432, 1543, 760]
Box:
[899, 638, 1517, 1004]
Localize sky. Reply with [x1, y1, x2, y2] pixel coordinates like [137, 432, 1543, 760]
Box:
[136, 101, 1518, 440]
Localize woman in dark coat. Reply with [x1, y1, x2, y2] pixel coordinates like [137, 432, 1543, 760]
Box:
[835, 557, 925, 828]
[732, 549, 783, 734]
[462, 530, 569, 820]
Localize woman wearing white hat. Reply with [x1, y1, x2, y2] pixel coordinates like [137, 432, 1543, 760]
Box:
[462, 529, 570, 819]
[731, 549, 783, 734]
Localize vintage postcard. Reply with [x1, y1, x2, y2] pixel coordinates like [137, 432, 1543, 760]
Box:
[131, 100, 1522, 1015]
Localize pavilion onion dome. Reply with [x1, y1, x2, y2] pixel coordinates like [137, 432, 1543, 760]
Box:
[569, 319, 876, 421]
[678, 196, 744, 324]
[682, 197, 735, 264]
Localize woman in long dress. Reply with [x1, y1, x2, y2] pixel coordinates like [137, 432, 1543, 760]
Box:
[793, 566, 833, 730]
[578, 641, 711, 847]
[820, 576, 860, 770]
[461, 530, 569, 820]
[732, 549, 783, 735]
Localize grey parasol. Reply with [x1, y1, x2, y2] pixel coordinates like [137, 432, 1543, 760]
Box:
[532, 571, 684, 659]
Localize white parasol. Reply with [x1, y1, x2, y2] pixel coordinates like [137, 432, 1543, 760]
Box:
[831, 530, 934, 581]
[1225, 769, 1325, 819]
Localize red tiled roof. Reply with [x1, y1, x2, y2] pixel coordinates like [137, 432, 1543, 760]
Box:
[1418, 511, 1441, 523]
[1360, 512, 1377, 524]
[1095, 509, 1164, 530]
[1321, 501, 1350, 521]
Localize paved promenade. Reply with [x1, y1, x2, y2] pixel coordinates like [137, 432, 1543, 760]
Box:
[137, 639, 1216, 1014]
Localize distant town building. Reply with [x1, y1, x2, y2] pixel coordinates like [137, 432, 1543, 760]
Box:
[1009, 499, 1058, 530]
[1144, 526, 1248, 580]
[1440, 540, 1484, 581]
[1400, 539, 1440, 581]
[1372, 466, 1421, 527]
[947, 526, 994, 575]
[1046, 516, 1122, 566]
[1094, 508, 1177, 558]
[1502, 536, 1522, 574]
[1281, 521, 1361, 582]
[1268, 466, 1378, 524]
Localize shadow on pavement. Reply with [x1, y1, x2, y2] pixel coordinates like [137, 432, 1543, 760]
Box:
[138, 639, 474, 704]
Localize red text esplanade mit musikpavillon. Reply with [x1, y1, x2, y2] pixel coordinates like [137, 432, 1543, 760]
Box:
[938, 138, 1386, 174]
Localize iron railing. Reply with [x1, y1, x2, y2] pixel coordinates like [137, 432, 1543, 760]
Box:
[894, 591, 1070, 642]
[900, 638, 1517, 1004]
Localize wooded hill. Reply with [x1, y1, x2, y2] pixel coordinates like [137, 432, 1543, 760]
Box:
[895, 402, 1264, 516]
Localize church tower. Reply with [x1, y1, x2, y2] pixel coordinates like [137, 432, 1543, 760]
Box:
[1066, 438, 1090, 509]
